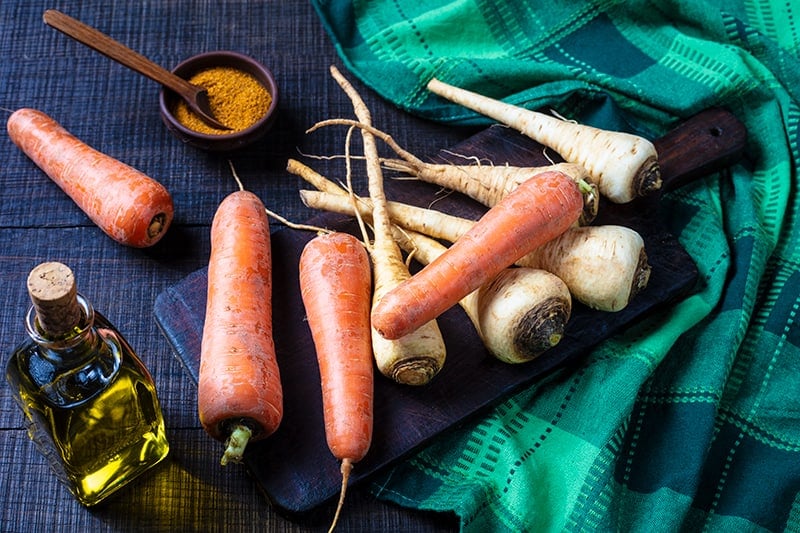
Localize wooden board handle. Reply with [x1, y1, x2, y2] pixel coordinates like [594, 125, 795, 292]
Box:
[654, 107, 747, 193]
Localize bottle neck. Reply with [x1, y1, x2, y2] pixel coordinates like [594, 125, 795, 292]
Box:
[25, 293, 98, 363]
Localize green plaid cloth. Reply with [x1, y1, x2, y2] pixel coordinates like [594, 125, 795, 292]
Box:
[311, 1, 800, 531]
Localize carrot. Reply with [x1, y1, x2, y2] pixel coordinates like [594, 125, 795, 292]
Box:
[395, 229, 572, 364]
[371, 169, 584, 340]
[301, 189, 649, 312]
[198, 188, 283, 465]
[294, 167, 571, 363]
[299, 232, 373, 532]
[6, 108, 173, 247]
[328, 65, 446, 385]
[426, 78, 661, 204]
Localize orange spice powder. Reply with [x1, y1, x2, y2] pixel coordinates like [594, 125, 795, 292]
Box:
[173, 66, 272, 135]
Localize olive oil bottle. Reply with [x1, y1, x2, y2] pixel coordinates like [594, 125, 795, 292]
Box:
[5, 262, 169, 506]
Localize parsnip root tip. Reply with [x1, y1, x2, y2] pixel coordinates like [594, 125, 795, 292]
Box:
[631, 250, 652, 300]
[389, 357, 442, 386]
[510, 297, 571, 363]
[549, 333, 563, 346]
[636, 157, 662, 197]
[220, 424, 253, 466]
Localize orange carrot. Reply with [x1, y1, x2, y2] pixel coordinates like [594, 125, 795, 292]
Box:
[293, 167, 572, 364]
[198, 189, 283, 465]
[6, 108, 173, 247]
[299, 232, 373, 532]
[300, 189, 649, 312]
[371, 170, 584, 340]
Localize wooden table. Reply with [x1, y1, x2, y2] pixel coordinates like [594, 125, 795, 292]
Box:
[0, 1, 462, 530]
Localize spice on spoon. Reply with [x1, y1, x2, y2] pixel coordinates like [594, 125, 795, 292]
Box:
[172, 66, 272, 134]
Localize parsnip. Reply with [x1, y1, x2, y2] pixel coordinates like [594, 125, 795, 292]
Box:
[426, 77, 661, 203]
[395, 229, 572, 364]
[327, 67, 446, 385]
[517, 224, 650, 312]
[299, 189, 649, 312]
[291, 160, 571, 363]
[307, 118, 599, 225]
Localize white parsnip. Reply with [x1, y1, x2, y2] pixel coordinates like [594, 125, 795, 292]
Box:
[287, 158, 346, 195]
[426, 77, 661, 203]
[308, 117, 599, 225]
[384, 158, 594, 219]
[394, 229, 572, 364]
[299, 189, 649, 312]
[327, 66, 446, 385]
[293, 165, 572, 364]
[299, 188, 474, 238]
[517, 224, 650, 312]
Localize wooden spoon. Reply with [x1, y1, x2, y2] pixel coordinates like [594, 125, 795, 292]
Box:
[43, 9, 230, 130]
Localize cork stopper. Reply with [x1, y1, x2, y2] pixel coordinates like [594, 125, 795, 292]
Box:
[27, 262, 82, 338]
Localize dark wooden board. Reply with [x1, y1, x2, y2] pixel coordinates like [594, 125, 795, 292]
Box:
[154, 108, 746, 513]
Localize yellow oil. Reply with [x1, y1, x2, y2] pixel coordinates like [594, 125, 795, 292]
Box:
[7, 312, 169, 506]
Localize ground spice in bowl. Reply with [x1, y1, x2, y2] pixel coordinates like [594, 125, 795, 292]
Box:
[159, 51, 279, 151]
[172, 66, 272, 134]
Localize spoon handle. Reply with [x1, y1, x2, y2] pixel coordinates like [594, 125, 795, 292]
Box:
[43, 9, 198, 98]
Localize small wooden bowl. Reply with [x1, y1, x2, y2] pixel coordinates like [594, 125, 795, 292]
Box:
[159, 51, 278, 151]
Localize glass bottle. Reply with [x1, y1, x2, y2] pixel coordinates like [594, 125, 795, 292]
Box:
[5, 262, 169, 506]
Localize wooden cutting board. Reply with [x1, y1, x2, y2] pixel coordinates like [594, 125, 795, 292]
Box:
[154, 108, 746, 513]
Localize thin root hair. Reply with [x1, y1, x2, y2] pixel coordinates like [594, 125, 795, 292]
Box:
[264, 206, 331, 235]
[438, 149, 493, 166]
[295, 146, 369, 163]
[227, 160, 247, 192]
[344, 124, 373, 251]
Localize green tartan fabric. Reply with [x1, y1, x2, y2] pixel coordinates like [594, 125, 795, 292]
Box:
[310, 1, 800, 531]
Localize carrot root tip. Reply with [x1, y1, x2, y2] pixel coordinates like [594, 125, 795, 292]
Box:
[220, 424, 253, 466]
[328, 458, 353, 533]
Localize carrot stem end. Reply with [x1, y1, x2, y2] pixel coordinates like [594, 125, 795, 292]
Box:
[220, 424, 253, 466]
